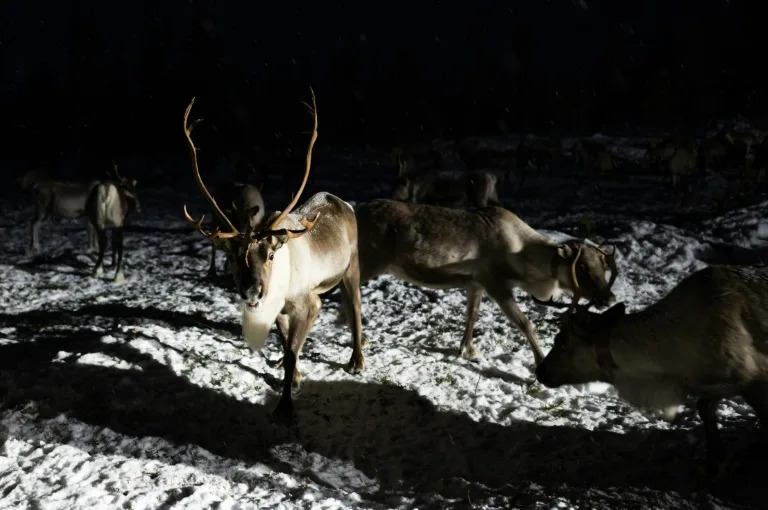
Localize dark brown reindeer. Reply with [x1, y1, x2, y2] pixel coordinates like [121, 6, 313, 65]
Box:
[182, 92, 364, 421]
[28, 178, 101, 254]
[355, 200, 618, 364]
[207, 182, 265, 276]
[85, 163, 141, 284]
[536, 265, 768, 475]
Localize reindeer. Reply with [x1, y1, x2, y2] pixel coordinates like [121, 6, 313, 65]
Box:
[85, 163, 141, 284]
[16, 168, 53, 192]
[394, 157, 502, 209]
[207, 182, 265, 276]
[182, 92, 364, 421]
[28, 178, 101, 254]
[535, 265, 768, 475]
[355, 200, 618, 364]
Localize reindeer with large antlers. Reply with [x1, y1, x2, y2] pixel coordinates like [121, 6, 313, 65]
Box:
[183, 92, 364, 421]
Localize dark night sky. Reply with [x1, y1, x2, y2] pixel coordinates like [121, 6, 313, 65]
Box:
[1, 0, 767, 167]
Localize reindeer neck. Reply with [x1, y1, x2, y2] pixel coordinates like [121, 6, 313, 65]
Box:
[606, 310, 676, 376]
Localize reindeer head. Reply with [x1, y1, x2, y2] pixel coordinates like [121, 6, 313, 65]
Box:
[535, 302, 626, 387]
[182, 90, 319, 309]
[392, 154, 415, 201]
[110, 161, 141, 213]
[552, 241, 618, 309]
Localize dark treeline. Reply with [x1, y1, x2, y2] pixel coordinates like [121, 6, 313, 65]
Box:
[3, 0, 768, 175]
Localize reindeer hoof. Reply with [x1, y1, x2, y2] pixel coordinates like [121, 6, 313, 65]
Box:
[460, 346, 479, 361]
[291, 371, 303, 392]
[271, 400, 294, 425]
[113, 272, 125, 285]
[347, 355, 365, 374]
[93, 267, 104, 278]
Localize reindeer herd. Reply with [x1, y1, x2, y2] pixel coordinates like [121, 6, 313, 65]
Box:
[13, 92, 768, 478]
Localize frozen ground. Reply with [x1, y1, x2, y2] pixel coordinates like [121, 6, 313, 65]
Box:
[1, 144, 768, 509]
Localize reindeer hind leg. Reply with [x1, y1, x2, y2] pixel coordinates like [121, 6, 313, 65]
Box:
[93, 228, 107, 278]
[340, 255, 365, 374]
[459, 285, 484, 360]
[113, 228, 125, 284]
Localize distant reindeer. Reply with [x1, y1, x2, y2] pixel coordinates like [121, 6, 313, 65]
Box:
[206, 182, 265, 276]
[536, 265, 768, 475]
[28, 178, 101, 254]
[355, 200, 618, 363]
[85, 163, 141, 284]
[183, 92, 364, 421]
[393, 157, 502, 209]
[16, 168, 53, 192]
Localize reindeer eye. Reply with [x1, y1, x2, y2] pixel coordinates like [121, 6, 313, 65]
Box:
[269, 253, 274, 261]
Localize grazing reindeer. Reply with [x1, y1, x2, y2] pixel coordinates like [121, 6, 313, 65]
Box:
[28, 178, 101, 254]
[394, 158, 502, 209]
[86, 163, 141, 284]
[355, 200, 618, 363]
[182, 92, 364, 421]
[207, 182, 265, 276]
[536, 265, 768, 475]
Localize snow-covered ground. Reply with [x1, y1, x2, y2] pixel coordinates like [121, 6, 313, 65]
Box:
[1, 145, 767, 509]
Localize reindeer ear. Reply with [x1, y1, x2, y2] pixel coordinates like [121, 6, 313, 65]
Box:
[269, 234, 288, 250]
[557, 243, 575, 260]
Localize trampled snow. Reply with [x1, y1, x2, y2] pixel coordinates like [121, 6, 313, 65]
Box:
[1, 144, 766, 509]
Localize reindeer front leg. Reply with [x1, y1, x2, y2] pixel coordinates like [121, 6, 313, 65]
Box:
[697, 397, 724, 476]
[274, 295, 321, 422]
[485, 282, 545, 366]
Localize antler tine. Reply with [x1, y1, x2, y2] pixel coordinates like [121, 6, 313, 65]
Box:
[268, 87, 318, 231]
[531, 296, 572, 310]
[111, 160, 122, 180]
[183, 204, 239, 241]
[183, 98, 241, 237]
[286, 211, 321, 238]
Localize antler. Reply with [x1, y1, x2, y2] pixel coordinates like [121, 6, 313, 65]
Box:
[262, 88, 319, 237]
[183, 204, 241, 242]
[182, 97, 242, 239]
[109, 160, 125, 182]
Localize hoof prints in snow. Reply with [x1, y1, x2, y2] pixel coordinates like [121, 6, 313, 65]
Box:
[1, 185, 767, 509]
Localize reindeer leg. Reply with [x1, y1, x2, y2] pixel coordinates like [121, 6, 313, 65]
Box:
[87, 222, 97, 252]
[459, 285, 484, 360]
[110, 228, 118, 267]
[93, 229, 107, 277]
[697, 398, 724, 476]
[30, 217, 43, 254]
[273, 295, 321, 423]
[340, 255, 365, 374]
[273, 314, 290, 368]
[208, 242, 217, 277]
[485, 283, 545, 366]
[113, 228, 125, 284]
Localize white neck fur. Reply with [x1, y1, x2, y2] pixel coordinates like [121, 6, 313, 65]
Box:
[241, 244, 291, 351]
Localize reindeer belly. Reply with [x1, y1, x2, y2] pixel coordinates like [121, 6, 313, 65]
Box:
[53, 196, 87, 219]
[392, 263, 472, 289]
